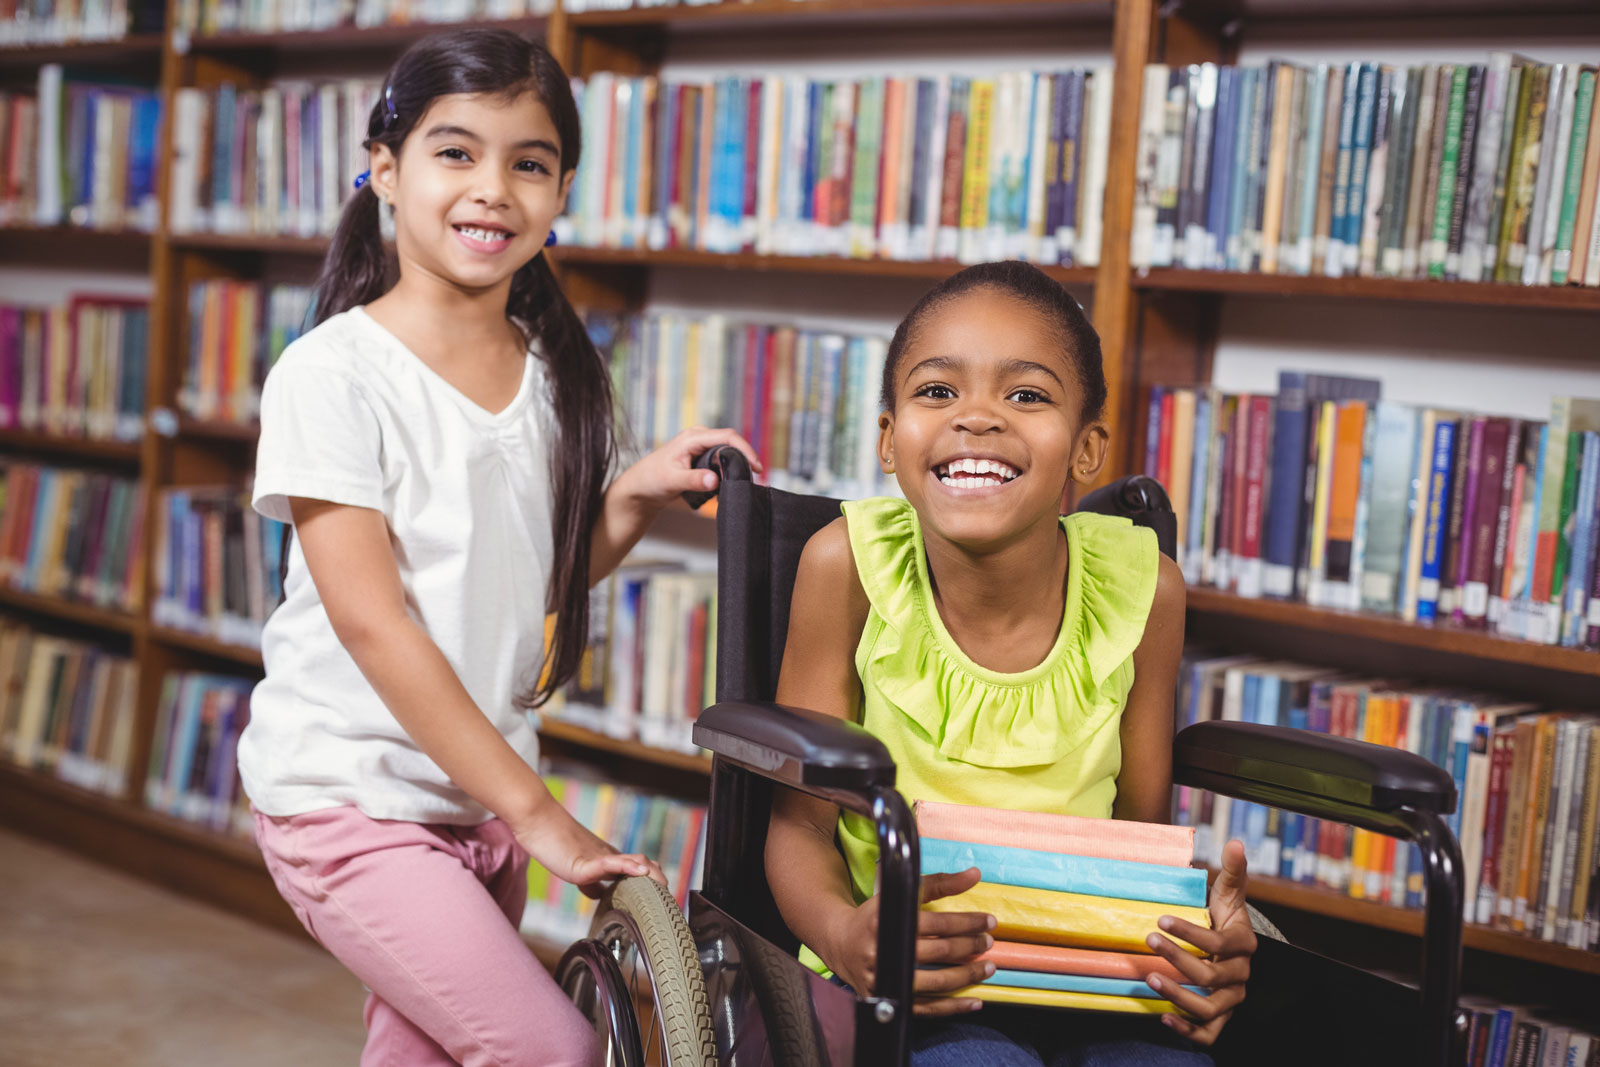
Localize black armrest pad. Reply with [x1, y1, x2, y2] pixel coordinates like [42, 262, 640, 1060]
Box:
[1174, 721, 1457, 815]
[694, 701, 895, 791]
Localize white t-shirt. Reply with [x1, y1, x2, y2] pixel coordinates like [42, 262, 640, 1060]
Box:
[238, 306, 554, 824]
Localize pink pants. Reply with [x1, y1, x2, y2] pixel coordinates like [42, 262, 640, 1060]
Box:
[254, 805, 599, 1067]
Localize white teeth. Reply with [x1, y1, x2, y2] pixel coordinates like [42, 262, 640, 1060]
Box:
[458, 225, 510, 243]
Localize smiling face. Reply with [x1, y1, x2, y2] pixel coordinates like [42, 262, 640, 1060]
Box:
[369, 90, 573, 298]
[878, 286, 1108, 551]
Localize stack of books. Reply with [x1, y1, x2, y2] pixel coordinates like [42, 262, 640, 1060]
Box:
[151, 486, 288, 649]
[0, 461, 145, 613]
[548, 560, 715, 755]
[167, 79, 381, 237]
[1133, 57, 1600, 287]
[172, 0, 552, 36]
[17, 66, 163, 232]
[181, 281, 311, 427]
[587, 310, 893, 500]
[1148, 375, 1600, 651]
[0, 295, 150, 444]
[916, 800, 1211, 1015]
[143, 670, 254, 835]
[1459, 997, 1599, 1066]
[0, 618, 139, 797]
[1178, 652, 1600, 952]
[522, 767, 707, 943]
[561, 67, 1114, 267]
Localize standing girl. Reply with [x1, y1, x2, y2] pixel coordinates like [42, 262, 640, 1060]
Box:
[237, 29, 757, 1067]
[766, 261, 1256, 1065]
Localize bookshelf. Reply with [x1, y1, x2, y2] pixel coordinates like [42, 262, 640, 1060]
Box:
[0, 0, 1597, 1020]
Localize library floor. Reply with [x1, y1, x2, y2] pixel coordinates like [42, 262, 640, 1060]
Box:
[0, 828, 366, 1065]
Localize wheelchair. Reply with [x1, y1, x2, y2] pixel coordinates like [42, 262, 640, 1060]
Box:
[554, 446, 1469, 1067]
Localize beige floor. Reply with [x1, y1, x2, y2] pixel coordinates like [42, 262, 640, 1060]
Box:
[0, 827, 367, 1066]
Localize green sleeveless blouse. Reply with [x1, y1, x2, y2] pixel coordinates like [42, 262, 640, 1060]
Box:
[795, 497, 1159, 975]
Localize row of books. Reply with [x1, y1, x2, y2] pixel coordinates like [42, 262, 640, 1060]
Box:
[1178, 652, 1600, 951]
[558, 67, 1114, 266]
[548, 560, 716, 756]
[1461, 998, 1599, 1067]
[1133, 56, 1600, 287]
[143, 670, 254, 836]
[918, 800, 1209, 1014]
[522, 767, 706, 943]
[172, 0, 551, 35]
[181, 282, 310, 427]
[0, 619, 139, 797]
[0, 462, 145, 614]
[1147, 375, 1600, 650]
[0, 0, 165, 45]
[586, 310, 894, 500]
[562, 0, 797, 10]
[152, 487, 287, 649]
[0, 296, 150, 444]
[11, 68, 164, 233]
[168, 79, 379, 237]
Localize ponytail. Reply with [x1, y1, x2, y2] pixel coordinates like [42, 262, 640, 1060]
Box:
[312, 184, 394, 326]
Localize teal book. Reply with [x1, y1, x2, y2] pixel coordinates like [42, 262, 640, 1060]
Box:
[920, 837, 1208, 909]
[988, 970, 1206, 998]
[1361, 402, 1423, 613]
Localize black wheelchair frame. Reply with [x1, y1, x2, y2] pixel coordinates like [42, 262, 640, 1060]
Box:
[657, 446, 1468, 1066]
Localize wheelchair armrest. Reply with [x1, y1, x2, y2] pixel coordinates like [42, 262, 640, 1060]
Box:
[694, 700, 896, 793]
[1174, 721, 1457, 826]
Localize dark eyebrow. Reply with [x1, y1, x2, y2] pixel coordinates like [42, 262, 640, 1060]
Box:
[905, 355, 961, 378]
[1000, 358, 1065, 387]
[423, 124, 559, 155]
[906, 354, 1064, 388]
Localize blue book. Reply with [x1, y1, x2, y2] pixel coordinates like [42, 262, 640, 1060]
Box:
[1416, 418, 1459, 622]
[1295, 66, 1330, 274]
[211, 83, 236, 223]
[652, 82, 676, 248]
[1144, 385, 1165, 477]
[619, 80, 642, 248]
[919, 837, 1208, 909]
[1263, 371, 1310, 597]
[1225, 67, 1258, 271]
[1185, 391, 1212, 577]
[1204, 66, 1237, 271]
[803, 81, 826, 231]
[988, 970, 1206, 999]
[1342, 64, 1379, 268]
[1564, 432, 1600, 645]
[1244, 671, 1281, 866]
[1327, 63, 1360, 273]
[728, 77, 749, 250]
[1486, 1006, 1515, 1067]
[22, 472, 60, 591]
[128, 92, 162, 227]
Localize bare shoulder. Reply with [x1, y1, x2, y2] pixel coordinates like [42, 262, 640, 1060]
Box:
[1153, 551, 1186, 614]
[794, 516, 870, 628]
[1135, 551, 1187, 660]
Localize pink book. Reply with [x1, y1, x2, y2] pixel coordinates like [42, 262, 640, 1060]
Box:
[978, 941, 1187, 984]
[914, 800, 1196, 868]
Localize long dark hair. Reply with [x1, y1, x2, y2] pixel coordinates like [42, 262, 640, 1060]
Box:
[881, 261, 1107, 426]
[313, 29, 614, 708]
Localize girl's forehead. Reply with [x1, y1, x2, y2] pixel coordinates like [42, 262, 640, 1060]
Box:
[410, 90, 559, 144]
[904, 290, 1076, 376]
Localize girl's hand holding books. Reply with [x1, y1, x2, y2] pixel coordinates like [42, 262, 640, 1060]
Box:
[824, 866, 998, 1016]
[1142, 839, 1257, 1046]
[513, 800, 667, 900]
[615, 427, 764, 513]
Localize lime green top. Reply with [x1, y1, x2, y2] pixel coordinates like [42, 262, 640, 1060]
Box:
[797, 497, 1159, 975]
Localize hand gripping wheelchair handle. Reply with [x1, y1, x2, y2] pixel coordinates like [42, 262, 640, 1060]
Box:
[683, 444, 753, 510]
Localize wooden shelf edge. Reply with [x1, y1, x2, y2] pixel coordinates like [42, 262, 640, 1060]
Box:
[1135, 268, 1600, 312]
[148, 625, 266, 669]
[1245, 872, 1600, 976]
[1185, 587, 1600, 677]
[556, 244, 1096, 285]
[538, 717, 711, 775]
[0, 428, 143, 463]
[569, 0, 1108, 28]
[173, 416, 260, 443]
[0, 34, 164, 66]
[0, 584, 141, 635]
[182, 15, 549, 52]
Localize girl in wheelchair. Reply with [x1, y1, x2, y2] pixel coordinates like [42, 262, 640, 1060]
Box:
[765, 261, 1257, 1065]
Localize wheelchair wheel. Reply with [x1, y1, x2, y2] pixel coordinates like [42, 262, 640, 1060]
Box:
[581, 876, 716, 1067]
[556, 939, 645, 1067]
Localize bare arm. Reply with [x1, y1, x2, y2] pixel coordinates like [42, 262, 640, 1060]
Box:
[1112, 552, 1187, 824]
[290, 497, 660, 891]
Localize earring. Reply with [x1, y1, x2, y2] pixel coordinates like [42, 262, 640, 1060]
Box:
[544, 230, 558, 247]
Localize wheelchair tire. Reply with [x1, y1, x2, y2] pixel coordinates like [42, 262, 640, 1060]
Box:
[590, 877, 716, 1067]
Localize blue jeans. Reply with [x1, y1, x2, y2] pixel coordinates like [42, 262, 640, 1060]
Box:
[910, 1003, 1214, 1067]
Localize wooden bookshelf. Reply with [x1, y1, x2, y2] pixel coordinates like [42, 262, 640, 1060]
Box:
[171, 415, 261, 444]
[0, 429, 143, 465]
[1136, 268, 1600, 312]
[147, 625, 266, 669]
[538, 717, 713, 775]
[556, 245, 1097, 286]
[1245, 873, 1600, 978]
[0, 33, 164, 68]
[179, 16, 550, 55]
[0, 225, 153, 271]
[0, 584, 141, 635]
[567, 0, 1112, 30]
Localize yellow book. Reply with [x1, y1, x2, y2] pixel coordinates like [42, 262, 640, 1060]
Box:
[923, 882, 1209, 957]
[46, 306, 71, 435]
[230, 284, 259, 424]
[949, 983, 1173, 1015]
[1169, 388, 1196, 562]
[683, 320, 702, 432]
[958, 79, 994, 262]
[1306, 400, 1338, 603]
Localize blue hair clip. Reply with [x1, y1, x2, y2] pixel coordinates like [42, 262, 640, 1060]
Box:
[382, 84, 399, 130]
[353, 170, 371, 190]
[544, 230, 558, 248]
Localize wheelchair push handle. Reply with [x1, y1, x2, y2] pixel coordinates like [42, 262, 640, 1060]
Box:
[683, 444, 755, 510]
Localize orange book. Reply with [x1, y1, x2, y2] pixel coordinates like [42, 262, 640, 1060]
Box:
[979, 942, 1186, 985]
[696, 83, 716, 248]
[1512, 714, 1559, 931]
[197, 282, 224, 420]
[1321, 401, 1369, 602]
[878, 78, 906, 253]
[1348, 687, 1389, 900]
